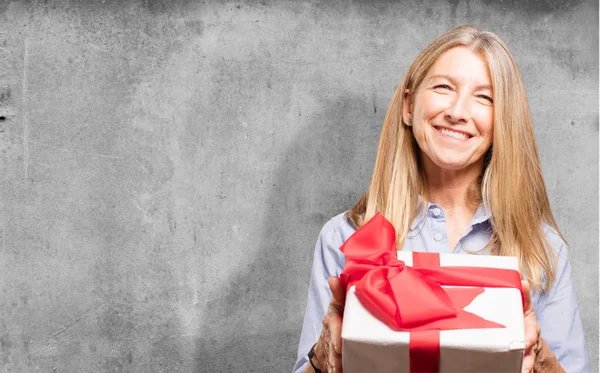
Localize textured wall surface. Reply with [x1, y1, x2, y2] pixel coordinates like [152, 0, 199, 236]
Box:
[0, 1, 597, 372]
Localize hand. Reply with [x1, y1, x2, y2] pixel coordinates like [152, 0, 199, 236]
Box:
[521, 280, 541, 373]
[312, 276, 346, 373]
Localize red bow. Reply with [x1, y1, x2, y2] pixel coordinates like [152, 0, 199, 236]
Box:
[339, 213, 523, 373]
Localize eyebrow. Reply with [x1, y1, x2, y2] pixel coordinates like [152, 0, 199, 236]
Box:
[428, 74, 492, 91]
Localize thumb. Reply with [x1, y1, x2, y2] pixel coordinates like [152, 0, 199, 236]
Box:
[522, 280, 532, 312]
[328, 276, 346, 307]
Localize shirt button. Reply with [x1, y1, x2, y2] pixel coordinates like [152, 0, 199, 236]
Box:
[432, 208, 441, 217]
[434, 233, 443, 241]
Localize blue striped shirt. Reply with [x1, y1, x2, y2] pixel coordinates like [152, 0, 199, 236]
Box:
[293, 203, 589, 373]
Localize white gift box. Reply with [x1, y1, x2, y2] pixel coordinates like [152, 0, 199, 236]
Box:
[341, 252, 525, 373]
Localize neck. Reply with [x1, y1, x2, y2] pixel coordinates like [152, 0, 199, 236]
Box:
[421, 156, 483, 211]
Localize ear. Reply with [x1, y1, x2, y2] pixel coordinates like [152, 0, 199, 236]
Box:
[402, 89, 412, 126]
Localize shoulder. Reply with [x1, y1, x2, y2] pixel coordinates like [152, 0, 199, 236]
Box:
[311, 212, 356, 277]
[533, 224, 572, 300]
[541, 223, 569, 260]
[317, 211, 358, 248]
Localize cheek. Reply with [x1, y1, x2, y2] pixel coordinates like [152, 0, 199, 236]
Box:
[418, 94, 447, 117]
[474, 109, 494, 137]
[484, 123, 494, 140]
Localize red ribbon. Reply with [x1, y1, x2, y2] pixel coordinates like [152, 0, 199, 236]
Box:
[339, 213, 523, 373]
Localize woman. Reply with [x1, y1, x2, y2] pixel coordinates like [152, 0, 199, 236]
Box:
[293, 26, 589, 373]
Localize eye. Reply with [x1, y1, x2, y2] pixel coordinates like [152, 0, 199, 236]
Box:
[433, 84, 453, 90]
[477, 94, 494, 104]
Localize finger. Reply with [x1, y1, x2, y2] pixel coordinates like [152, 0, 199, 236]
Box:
[521, 280, 532, 312]
[316, 321, 330, 366]
[325, 326, 343, 373]
[327, 309, 343, 355]
[524, 324, 539, 350]
[521, 280, 537, 348]
[326, 332, 343, 373]
[328, 276, 346, 307]
[520, 280, 538, 373]
[329, 347, 343, 373]
[522, 349, 534, 373]
[523, 315, 539, 347]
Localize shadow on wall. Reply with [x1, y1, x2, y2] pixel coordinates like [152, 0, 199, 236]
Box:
[193, 94, 381, 372]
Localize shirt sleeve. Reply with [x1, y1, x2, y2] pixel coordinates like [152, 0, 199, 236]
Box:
[534, 233, 589, 373]
[292, 218, 346, 373]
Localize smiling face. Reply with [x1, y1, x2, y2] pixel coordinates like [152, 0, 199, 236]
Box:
[403, 46, 494, 175]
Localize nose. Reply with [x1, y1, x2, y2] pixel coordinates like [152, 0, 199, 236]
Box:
[444, 93, 471, 124]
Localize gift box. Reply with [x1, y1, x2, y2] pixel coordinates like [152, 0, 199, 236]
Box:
[339, 213, 525, 373]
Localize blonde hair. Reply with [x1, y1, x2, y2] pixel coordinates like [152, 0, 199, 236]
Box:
[347, 25, 561, 292]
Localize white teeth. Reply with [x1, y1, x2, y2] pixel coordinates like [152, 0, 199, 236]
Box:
[439, 128, 469, 140]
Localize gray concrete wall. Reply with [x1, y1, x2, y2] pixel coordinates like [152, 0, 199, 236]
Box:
[0, 0, 596, 372]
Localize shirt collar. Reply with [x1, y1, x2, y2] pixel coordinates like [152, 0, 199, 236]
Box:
[471, 202, 492, 225]
[408, 197, 492, 232]
[409, 198, 428, 231]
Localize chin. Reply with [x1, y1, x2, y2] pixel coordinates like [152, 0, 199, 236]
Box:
[438, 163, 468, 171]
[432, 157, 473, 171]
